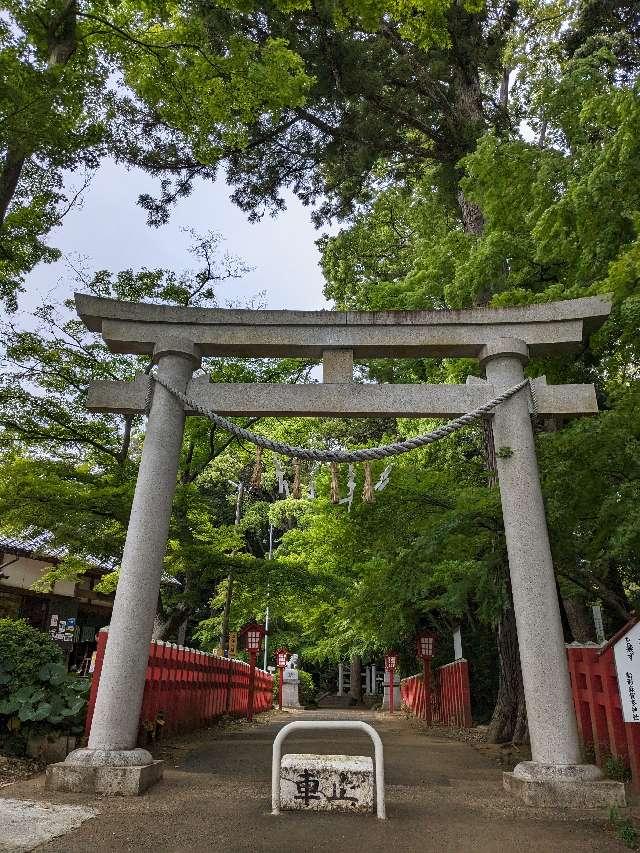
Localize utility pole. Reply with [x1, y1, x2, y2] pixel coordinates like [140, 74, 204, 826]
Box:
[221, 480, 244, 653]
[263, 522, 274, 670]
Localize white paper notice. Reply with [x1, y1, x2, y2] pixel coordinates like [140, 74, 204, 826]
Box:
[613, 621, 640, 723]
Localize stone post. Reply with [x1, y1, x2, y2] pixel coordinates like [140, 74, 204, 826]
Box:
[350, 656, 362, 702]
[371, 664, 377, 695]
[481, 339, 608, 801]
[337, 662, 344, 697]
[47, 338, 200, 795]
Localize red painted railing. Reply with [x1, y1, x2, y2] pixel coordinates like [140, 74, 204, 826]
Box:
[85, 630, 273, 740]
[401, 659, 472, 727]
[567, 642, 640, 791]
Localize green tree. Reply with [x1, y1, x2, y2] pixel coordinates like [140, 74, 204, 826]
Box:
[310, 0, 640, 741]
[0, 0, 311, 305]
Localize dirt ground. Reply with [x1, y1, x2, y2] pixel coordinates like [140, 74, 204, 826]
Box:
[0, 756, 43, 790]
[0, 709, 632, 852]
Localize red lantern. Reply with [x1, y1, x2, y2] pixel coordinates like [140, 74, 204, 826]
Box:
[416, 630, 436, 660]
[384, 651, 398, 671]
[240, 618, 266, 654]
[416, 630, 437, 724]
[239, 619, 267, 721]
[275, 647, 288, 709]
[384, 650, 399, 714]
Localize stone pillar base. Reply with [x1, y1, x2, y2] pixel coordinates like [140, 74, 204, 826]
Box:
[504, 771, 625, 809]
[282, 681, 302, 708]
[46, 760, 163, 796]
[45, 748, 163, 796]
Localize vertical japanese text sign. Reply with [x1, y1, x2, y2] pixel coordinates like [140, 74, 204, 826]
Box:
[614, 621, 640, 723]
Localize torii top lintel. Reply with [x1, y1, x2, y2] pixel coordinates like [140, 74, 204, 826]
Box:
[75, 294, 611, 359]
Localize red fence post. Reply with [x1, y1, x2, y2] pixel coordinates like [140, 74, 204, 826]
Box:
[400, 659, 472, 728]
[84, 628, 108, 737]
[422, 658, 432, 724]
[567, 643, 640, 792]
[247, 651, 257, 722]
[84, 635, 274, 740]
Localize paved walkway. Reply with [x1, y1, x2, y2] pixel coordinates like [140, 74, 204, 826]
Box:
[0, 710, 624, 852]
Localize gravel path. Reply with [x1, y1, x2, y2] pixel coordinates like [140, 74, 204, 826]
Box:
[0, 709, 626, 852]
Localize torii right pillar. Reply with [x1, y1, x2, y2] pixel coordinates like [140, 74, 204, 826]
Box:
[481, 338, 624, 807]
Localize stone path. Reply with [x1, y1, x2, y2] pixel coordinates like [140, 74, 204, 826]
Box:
[0, 799, 95, 852]
[0, 710, 625, 852]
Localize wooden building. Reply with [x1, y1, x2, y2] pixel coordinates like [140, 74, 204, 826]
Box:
[0, 533, 115, 670]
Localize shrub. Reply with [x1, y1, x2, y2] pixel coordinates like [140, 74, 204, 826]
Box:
[609, 806, 639, 850]
[298, 670, 316, 705]
[272, 669, 317, 706]
[604, 754, 632, 783]
[0, 619, 88, 754]
[0, 618, 62, 697]
[0, 660, 90, 752]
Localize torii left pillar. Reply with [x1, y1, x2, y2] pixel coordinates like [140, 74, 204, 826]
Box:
[46, 337, 201, 795]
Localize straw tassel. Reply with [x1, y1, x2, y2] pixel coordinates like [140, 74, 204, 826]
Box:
[292, 459, 301, 499]
[362, 461, 374, 503]
[250, 446, 263, 490]
[330, 463, 340, 504]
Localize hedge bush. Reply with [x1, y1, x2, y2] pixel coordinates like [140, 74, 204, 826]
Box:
[272, 669, 316, 706]
[0, 618, 63, 697]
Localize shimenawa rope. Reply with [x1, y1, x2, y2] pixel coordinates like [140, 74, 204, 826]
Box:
[146, 373, 536, 464]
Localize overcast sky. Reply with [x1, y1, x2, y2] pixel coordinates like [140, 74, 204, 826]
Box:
[18, 159, 331, 328]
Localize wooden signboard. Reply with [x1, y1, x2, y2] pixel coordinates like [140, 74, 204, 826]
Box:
[614, 621, 640, 723]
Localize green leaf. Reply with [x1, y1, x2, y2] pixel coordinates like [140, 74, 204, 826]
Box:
[32, 703, 52, 721]
[47, 665, 67, 686]
[70, 698, 86, 714]
[0, 698, 20, 715]
[18, 704, 35, 722]
[38, 663, 54, 681]
[14, 685, 35, 702]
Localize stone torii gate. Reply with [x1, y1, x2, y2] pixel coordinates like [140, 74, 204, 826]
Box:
[47, 293, 624, 806]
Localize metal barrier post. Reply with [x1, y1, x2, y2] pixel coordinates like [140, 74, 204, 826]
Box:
[271, 720, 386, 819]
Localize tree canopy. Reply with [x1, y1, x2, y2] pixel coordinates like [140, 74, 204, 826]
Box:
[1, 0, 639, 742]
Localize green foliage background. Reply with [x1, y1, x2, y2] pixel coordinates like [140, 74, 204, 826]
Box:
[1, 0, 640, 735]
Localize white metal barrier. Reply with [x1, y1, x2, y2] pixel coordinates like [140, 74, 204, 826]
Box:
[271, 719, 386, 819]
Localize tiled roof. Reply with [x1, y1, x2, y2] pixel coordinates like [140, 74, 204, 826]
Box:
[0, 529, 181, 586]
[0, 529, 112, 572]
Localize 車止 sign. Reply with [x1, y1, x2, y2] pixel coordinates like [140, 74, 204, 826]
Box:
[613, 620, 640, 723]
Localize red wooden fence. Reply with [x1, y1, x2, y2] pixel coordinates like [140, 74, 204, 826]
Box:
[401, 659, 472, 727]
[85, 629, 273, 740]
[567, 642, 640, 791]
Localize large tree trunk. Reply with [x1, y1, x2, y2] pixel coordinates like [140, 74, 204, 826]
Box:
[482, 428, 529, 745]
[0, 144, 26, 227]
[220, 574, 233, 650]
[449, 20, 485, 238]
[457, 189, 484, 236]
[349, 655, 362, 702]
[153, 601, 192, 641]
[486, 586, 528, 745]
[562, 597, 596, 643]
[0, 1, 77, 228]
